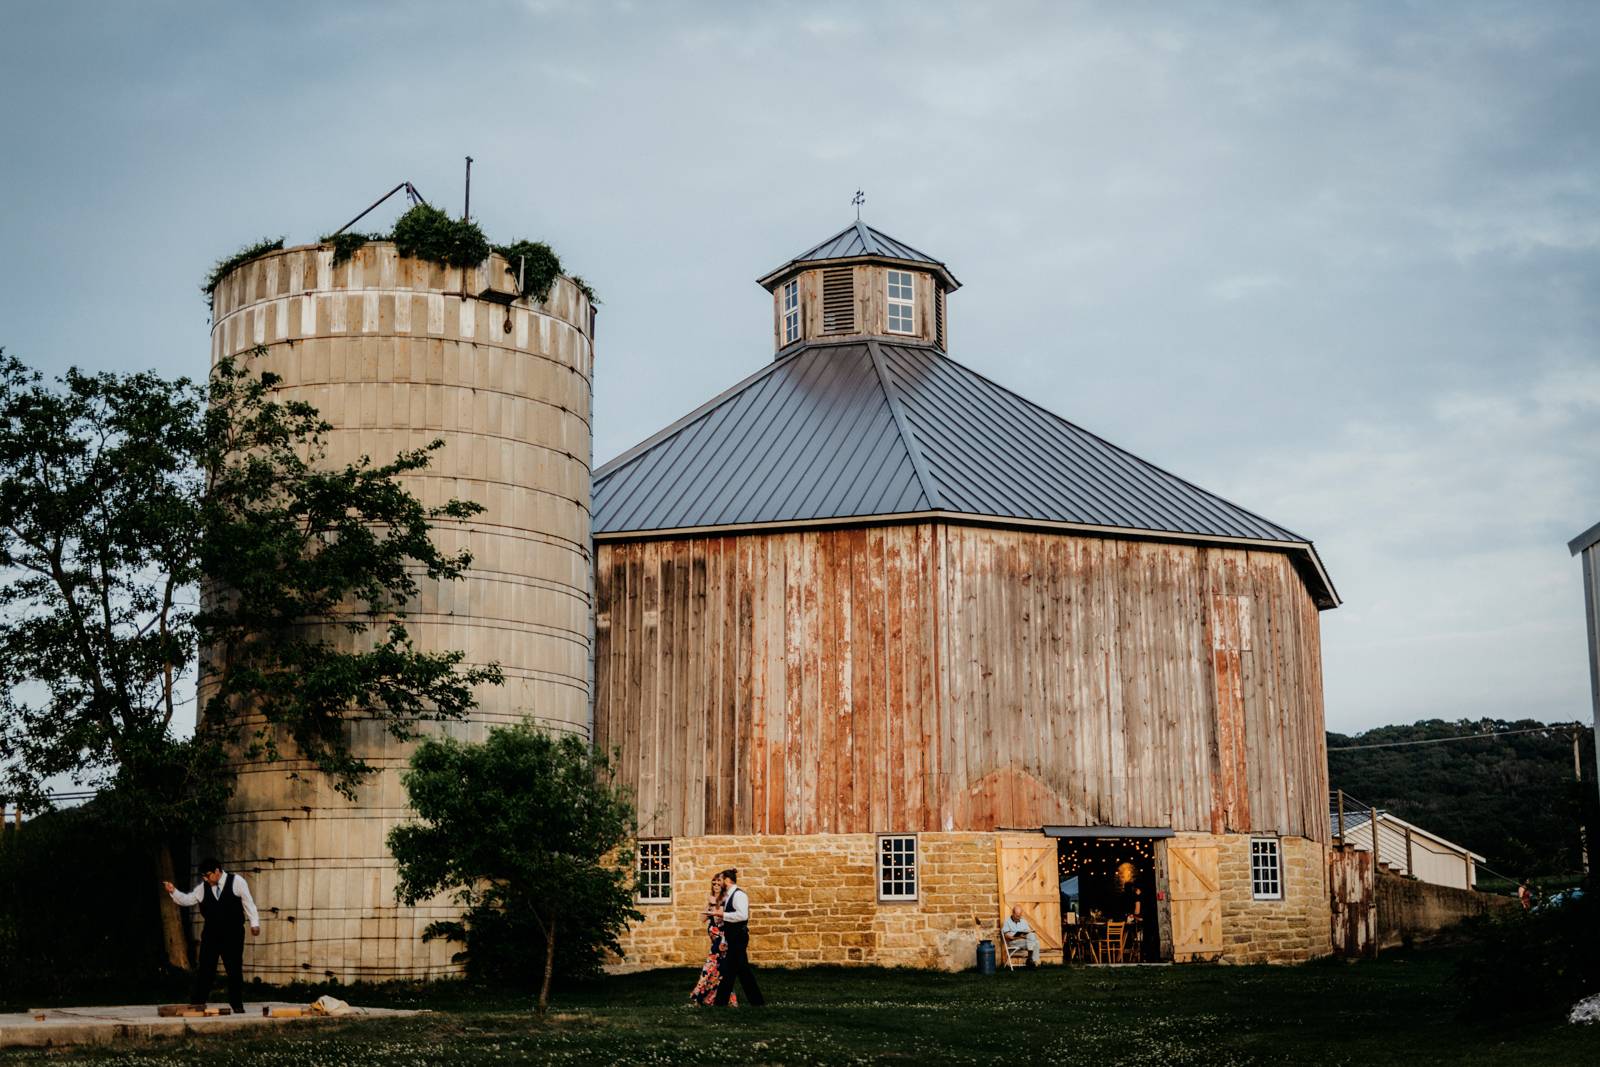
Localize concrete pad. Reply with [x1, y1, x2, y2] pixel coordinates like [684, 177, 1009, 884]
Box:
[0, 1002, 420, 1049]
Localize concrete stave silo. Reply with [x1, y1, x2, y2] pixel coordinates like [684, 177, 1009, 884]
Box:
[205, 241, 593, 980]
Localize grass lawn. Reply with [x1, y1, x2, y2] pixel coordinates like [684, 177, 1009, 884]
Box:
[2, 949, 1593, 1066]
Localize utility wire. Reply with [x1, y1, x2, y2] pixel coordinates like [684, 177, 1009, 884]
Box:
[1328, 724, 1582, 751]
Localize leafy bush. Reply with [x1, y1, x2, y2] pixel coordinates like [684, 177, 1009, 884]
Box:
[491, 240, 562, 301]
[389, 724, 639, 1012]
[391, 204, 491, 269]
[1457, 883, 1600, 1020]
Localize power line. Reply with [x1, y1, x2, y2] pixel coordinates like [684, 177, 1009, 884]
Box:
[1328, 724, 1581, 751]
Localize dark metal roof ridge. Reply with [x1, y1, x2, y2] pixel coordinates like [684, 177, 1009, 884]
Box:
[866, 339, 943, 511]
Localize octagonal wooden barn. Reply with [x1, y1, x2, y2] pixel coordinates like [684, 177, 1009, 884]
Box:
[593, 221, 1339, 969]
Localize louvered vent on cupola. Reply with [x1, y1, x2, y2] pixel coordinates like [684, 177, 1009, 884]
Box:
[822, 267, 855, 333]
[935, 290, 946, 349]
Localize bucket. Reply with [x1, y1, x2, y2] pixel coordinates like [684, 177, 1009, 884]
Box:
[976, 938, 996, 974]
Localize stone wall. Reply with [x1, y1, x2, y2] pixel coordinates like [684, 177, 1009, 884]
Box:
[1172, 832, 1333, 964]
[1375, 868, 1513, 949]
[616, 831, 1333, 971]
[616, 833, 998, 972]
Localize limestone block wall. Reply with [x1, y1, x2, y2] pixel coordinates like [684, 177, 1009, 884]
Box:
[1175, 832, 1333, 964]
[616, 831, 1331, 971]
[204, 242, 594, 981]
[617, 834, 999, 972]
[1374, 868, 1513, 949]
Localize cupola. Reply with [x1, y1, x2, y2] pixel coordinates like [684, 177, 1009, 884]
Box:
[757, 221, 961, 357]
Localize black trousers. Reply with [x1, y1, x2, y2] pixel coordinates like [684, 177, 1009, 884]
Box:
[190, 931, 245, 1009]
[713, 922, 764, 1006]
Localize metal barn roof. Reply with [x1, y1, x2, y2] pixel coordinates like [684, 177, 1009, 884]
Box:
[593, 341, 1338, 607]
[757, 221, 961, 291]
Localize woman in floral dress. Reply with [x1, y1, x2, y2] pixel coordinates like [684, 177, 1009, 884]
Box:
[690, 873, 737, 1006]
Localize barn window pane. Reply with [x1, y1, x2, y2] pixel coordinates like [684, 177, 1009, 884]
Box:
[1250, 838, 1282, 900]
[783, 280, 801, 344]
[886, 270, 915, 334]
[637, 839, 672, 903]
[878, 834, 918, 900]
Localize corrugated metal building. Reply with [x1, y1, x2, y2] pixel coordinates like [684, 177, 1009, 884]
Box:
[597, 222, 1340, 970]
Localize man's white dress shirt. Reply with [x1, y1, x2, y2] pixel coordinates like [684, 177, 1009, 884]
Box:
[722, 885, 749, 923]
[169, 871, 261, 928]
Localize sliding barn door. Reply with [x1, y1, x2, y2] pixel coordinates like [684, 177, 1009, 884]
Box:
[996, 835, 1063, 957]
[1168, 843, 1222, 961]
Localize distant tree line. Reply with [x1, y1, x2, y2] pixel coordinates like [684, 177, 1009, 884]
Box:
[1328, 718, 1598, 882]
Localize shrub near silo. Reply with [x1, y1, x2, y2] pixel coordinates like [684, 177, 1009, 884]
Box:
[388, 723, 640, 1014]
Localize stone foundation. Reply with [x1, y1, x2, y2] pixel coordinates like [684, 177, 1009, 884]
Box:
[1170, 832, 1333, 964]
[616, 833, 998, 972]
[615, 831, 1331, 971]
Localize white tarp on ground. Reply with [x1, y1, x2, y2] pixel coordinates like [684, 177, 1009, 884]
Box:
[1569, 992, 1600, 1024]
[310, 995, 358, 1017]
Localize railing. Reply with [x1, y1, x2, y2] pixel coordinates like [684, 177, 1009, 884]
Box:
[1330, 789, 1476, 885]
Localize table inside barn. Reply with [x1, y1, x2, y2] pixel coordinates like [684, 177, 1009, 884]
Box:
[1065, 918, 1144, 963]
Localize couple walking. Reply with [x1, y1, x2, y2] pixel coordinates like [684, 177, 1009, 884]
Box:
[689, 868, 765, 1007]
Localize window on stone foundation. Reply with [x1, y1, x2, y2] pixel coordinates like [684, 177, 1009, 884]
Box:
[1250, 837, 1283, 900]
[637, 839, 672, 903]
[878, 834, 918, 901]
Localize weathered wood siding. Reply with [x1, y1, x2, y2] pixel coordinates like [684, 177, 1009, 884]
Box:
[595, 523, 1329, 842]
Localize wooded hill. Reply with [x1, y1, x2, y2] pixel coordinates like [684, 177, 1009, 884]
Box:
[1327, 719, 1597, 881]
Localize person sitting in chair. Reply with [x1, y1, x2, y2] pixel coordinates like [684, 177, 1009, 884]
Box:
[1002, 905, 1039, 968]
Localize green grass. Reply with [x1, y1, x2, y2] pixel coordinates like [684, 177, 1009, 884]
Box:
[3, 951, 1594, 1066]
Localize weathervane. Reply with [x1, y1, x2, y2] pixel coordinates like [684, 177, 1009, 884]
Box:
[853, 189, 865, 220]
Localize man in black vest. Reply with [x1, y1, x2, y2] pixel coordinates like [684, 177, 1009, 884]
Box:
[164, 857, 261, 1012]
[709, 867, 765, 1006]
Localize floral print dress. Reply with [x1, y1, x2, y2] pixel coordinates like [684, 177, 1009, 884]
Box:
[689, 916, 737, 1006]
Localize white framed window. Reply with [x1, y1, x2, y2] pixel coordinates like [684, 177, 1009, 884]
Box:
[878, 834, 918, 901]
[886, 270, 915, 334]
[782, 279, 801, 344]
[637, 839, 672, 903]
[1250, 837, 1282, 900]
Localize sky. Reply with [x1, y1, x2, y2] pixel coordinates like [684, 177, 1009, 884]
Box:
[2, 1, 1597, 736]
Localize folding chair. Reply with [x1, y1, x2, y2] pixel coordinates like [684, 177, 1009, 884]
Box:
[998, 920, 1032, 970]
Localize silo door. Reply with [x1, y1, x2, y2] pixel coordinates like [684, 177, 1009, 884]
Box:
[1169, 844, 1222, 961]
[996, 835, 1063, 959]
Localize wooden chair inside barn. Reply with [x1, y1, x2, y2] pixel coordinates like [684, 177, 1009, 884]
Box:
[1099, 921, 1127, 964]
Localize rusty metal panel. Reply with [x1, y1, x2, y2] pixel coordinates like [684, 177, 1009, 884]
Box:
[1329, 847, 1376, 958]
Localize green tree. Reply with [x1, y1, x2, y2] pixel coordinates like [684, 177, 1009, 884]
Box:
[388, 724, 640, 1014]
[0, 348, 497, 968]
[198, 354, 501, 792]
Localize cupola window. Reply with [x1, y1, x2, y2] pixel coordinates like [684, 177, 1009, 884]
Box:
[782, 280, 801, 344]
[886, 270, 915, 334]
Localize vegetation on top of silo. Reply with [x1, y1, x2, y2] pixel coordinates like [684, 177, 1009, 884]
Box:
[324, 231, 387, 267]
[206, 206, 598, 308]
[391, 204, 492, 268]
[202, 237, 285, 310]
[491, 239, 562, 302]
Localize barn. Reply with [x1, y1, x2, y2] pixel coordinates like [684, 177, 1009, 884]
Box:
[592, 221, 1339, 969]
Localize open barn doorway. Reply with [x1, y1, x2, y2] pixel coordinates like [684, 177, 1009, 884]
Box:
[1050, 827, 1170, 963]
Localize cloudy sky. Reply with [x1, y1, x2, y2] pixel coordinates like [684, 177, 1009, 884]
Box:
[2, 1, 1596, 735]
